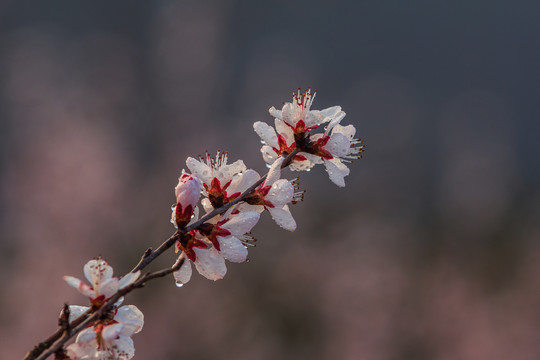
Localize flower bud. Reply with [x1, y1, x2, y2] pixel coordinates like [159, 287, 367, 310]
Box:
[174, 172, 202, 227]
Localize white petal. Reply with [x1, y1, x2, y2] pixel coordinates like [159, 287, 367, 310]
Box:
[66, 343, 86, 359]
[98, 277, 119, 299]
[289, 153, 318, 171]
[193, 247, 227, 281]
[275, 118, 294, 144]
[221, 211, 260, 235]
[173, 259, 192, 285]
[66, 343, 82, 359]
[265, 157, 284, 186]
[268, 205, 297, 231]
[63, 276, 95, 298]
[289, 161, 313, 171]
[201, 197, 214, 213]
[253, 121, 278, 148]
[303, 152, 324, 165]
[228, 169, 260, 194]
[67, 340, 97, 359]
[218, 236, 248, 263]
[324, 133, 350, 157]
[324, 111, 346, 134]
[186, 157, 213, 185]
[102, 323, 124, 341]
[83, 259, 113, 289]
[266, 179, 294, 207]
[170, 205, 178, 229]
[268, 106, 282, 119]
[217, 159, 246, 184]
[320, 105, 342, 119]
[115, 305, 144, 336]
[76, 327, 97, 344]
[323, 158, 350, 187]
[67, 305, 89, 323]
[175, 174, 202, 209]
[114, 298, 129, 312]
[332, 124, 356, 140]
[304, 110, 324, 127]
[281, 102, 298, 126]
[236, 202, 264, 214]
[188, 206, 200, 225]
[112, 335, 135, 360]
[118, 271, 140, 289]
[261, 145, 278, 165]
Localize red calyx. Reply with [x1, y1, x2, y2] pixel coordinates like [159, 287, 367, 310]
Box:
[206, 177, 240, 208]
[307, 135, 333, 160]
[176, 232, 208, 262]
[175, 203, 194, 228]
[197, 222, 231, 251]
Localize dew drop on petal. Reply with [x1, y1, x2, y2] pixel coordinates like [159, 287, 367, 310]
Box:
[175, 281, 184, 288]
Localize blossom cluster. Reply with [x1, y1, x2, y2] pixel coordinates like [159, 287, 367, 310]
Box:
[171, 154, 299, 284]
[51, 88, 363, 360]
[63, 259, 143, 359]
[255, 88, 363, 187]
[171, 88, 363, 285]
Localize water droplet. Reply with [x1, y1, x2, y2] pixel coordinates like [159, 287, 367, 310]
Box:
[175, 281, 184, 288]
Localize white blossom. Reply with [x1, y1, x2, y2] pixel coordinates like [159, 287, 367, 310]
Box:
[63, 259, 143, 360]
[63, 258, 139, 304]
[66, 304, 144, 360]
[237, 157, 298, 231]
[255, 88, 346, 171]
[173, 209, 260, 285]
[310, 123, 364, 187]
[255, 88, 363, 187]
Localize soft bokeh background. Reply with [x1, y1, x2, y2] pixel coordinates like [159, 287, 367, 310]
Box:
[1, 1, 539, 359]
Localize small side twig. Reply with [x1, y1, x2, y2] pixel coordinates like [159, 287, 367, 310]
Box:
[58, 304, 70, 335]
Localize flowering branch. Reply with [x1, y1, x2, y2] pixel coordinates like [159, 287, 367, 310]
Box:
[24, 88, 364, 359]
[25, 150, 301, 360]
[28, 257, 187, 360]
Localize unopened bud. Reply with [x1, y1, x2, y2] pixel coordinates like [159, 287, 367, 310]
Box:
[174, 172, 202, 227]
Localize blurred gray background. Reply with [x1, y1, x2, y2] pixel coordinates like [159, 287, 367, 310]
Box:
[1, 0, 539, 359]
